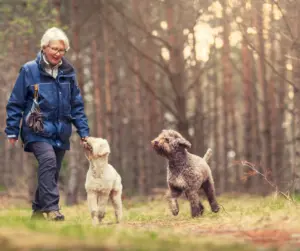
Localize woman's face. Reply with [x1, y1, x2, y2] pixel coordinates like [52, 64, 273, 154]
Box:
[43, 40, 66, 66]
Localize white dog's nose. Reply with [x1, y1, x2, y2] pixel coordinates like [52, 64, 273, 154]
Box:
[151, 140, 159, 146]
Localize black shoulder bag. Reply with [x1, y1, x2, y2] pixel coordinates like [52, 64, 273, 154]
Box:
[25, 83, 44, 133]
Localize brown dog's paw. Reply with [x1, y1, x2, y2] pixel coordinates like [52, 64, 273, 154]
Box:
[191, 206, 204, 218]
[211, 202, 220, 213]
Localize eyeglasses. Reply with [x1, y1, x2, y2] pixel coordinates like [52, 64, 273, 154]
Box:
[47, 45, 66, 55]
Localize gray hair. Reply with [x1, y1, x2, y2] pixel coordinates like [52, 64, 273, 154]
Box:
[40, 27, 70, 51]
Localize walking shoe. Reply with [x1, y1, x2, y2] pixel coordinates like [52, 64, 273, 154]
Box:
[47, 211, 65, 221]
[31, 210, 45, 220]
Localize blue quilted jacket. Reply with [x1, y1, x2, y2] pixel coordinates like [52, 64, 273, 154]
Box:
[5, 52, 89, 152]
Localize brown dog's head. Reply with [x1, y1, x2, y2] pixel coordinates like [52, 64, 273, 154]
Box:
[83, 137, 110, 160]
[151, 129, 191, 157]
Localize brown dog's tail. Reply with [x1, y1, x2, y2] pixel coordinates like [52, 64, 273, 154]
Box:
[203, 148, 212, 162]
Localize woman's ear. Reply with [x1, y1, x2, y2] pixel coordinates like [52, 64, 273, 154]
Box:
[41, 45, 47, 52]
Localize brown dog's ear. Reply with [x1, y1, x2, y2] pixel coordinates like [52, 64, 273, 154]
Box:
[174, 137, 191, 149]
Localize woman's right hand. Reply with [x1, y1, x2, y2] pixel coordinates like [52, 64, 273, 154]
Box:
[8, 138, 18, 146]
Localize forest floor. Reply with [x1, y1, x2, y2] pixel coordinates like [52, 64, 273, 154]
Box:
[0, 193, 300, 251]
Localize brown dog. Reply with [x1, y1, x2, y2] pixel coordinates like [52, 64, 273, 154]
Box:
[151, 129, 220, 217]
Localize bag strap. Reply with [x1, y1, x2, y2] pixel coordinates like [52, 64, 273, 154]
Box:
[33, 84, 39, 101]
[26, 60, 41, 101]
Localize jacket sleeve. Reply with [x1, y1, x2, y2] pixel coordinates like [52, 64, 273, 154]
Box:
[5, 67, 28, 139]
[70, 76, 90, 138]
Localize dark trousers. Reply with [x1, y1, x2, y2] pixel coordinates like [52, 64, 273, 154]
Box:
[28, 142, 65, 212]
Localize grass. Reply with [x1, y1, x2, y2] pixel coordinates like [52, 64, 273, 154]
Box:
[0, 194, 300, 251]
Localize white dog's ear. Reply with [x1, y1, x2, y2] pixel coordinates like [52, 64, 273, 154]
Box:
[97, 152, 109, 158]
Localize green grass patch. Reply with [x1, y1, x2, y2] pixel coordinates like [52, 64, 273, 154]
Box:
[0, 195, 299, 251]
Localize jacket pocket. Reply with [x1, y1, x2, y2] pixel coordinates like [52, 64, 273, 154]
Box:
[58, 121, 72, 142]
[36, 120, 56, 138]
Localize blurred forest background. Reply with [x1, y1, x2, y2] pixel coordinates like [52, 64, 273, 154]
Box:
[0, 0, 300, 205]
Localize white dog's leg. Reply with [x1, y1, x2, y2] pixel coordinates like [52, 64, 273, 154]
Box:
[110, 189, 123, 223]
[97, 192, 109, 223]
[87, 191, 99, 226]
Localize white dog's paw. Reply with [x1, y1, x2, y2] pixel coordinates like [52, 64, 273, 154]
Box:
[91, 211, 100, 226]
[92, 216, 99, 226]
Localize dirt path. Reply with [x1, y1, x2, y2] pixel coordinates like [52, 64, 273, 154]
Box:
[125, 221, 300, 248]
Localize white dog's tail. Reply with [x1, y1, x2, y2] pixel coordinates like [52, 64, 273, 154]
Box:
[203, 148, 212, 162]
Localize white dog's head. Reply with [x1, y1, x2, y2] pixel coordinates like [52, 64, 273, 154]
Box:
[83, 137, 110, 160]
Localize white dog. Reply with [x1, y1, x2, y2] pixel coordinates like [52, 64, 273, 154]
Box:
[83, 137, 123, 225]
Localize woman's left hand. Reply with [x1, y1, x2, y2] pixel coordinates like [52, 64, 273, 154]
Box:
[80, 136, 88, 145]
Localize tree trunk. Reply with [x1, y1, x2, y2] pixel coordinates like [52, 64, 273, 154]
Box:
[65, 137, 80, 205]
[212, 52, 221, 193]
[268, 3, 279, 187]
[221, 0, 230, 191]
[103, 19, 112, 143]
[291, 6, 300, 193]
[65, 0, 84, 205]
[53, 0, 61, 25]
[274, 39, 287, 190]
[242, 4, 254, 192]
[91, 39, 103, 137]
[255, 0, 272, 187]
[166, 0, 188, 138]
[193, 77, 205, 155]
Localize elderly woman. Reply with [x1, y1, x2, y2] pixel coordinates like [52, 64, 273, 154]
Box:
[5, 27, 89, 221]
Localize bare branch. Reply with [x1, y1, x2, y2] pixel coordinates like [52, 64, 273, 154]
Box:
[238, 25, 298, 91]
[270, 0, 295, 40]
[101, 13, 171, 76]
[238, 160, 297, 204]
[107, 1, 172, 50]
[184, 44, 216, 94]
[126, 63, 179, 120]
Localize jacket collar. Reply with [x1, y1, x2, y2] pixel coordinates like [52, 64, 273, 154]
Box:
[35, 51, 75, 76]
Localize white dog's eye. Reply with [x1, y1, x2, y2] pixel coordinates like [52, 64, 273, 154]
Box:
[165, 138, 169, 143]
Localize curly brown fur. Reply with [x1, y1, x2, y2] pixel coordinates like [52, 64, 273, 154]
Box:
[151, 129, 220, 218]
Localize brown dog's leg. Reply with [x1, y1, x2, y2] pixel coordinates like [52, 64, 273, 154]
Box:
[201, 179, 220, 213]
[166, 186, 183, 216]
[185, 189, 204, 217]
